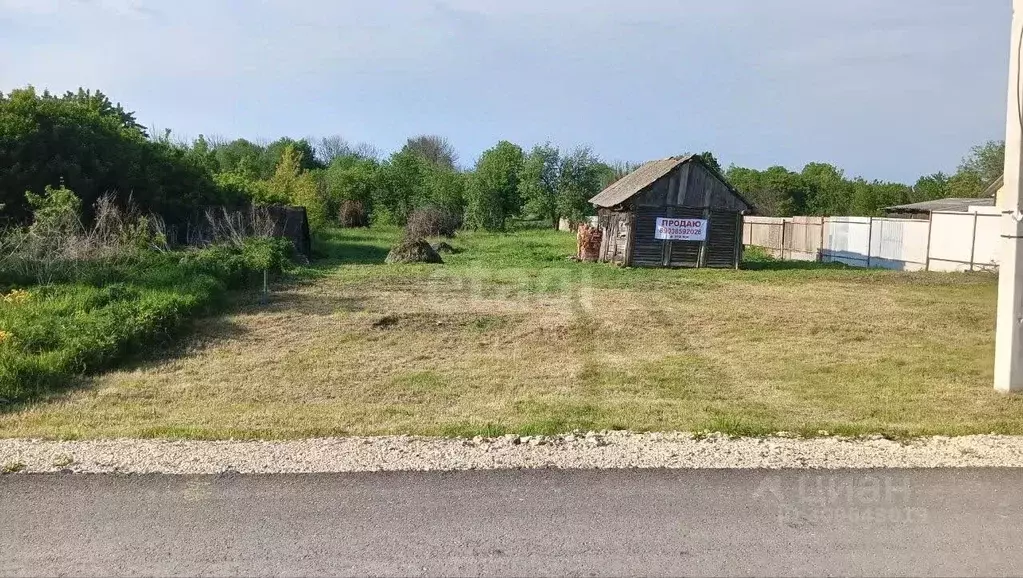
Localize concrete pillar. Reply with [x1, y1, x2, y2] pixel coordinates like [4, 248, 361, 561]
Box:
[994, 0, 1023, 392]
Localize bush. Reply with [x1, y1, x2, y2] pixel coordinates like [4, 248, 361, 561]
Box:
[405, 205, 458, 239]
[179, 237, 294, 288]
[339, 199, 370, 228]
[0, 235, 294, 404]
[1, 188, 169, 285]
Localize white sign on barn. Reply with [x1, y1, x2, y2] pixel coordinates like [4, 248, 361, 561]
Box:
[655, 218, 707, 241]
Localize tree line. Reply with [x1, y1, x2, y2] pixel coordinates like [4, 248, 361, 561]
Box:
[719, 141, 1004, 217]
[0, 86, 1006, 230]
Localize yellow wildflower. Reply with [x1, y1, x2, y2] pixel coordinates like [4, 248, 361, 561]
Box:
[0, 330, 11, 343]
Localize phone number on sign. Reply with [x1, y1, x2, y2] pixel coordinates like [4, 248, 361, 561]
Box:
[658, 226, 703, 237]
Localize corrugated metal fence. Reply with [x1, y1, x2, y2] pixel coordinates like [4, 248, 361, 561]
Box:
[742, 211, 1000, 272]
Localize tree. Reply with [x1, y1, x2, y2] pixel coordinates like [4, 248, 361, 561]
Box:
[518, 144, 561, 227]
[323, 156, 380, 217]
[374, 149, 429, 225]
[0, 86, 229, 224]
[726, 165, 810, 217]
[402, 135, 458, 170]
[464, 141, 524, 230]
[57, 88, 145, 134]
[848, 178, 910, 216]
[597, 160, 640, 189]
[265, 137, 323, 173]
[185, 135, 221, 175]
[697, 151, 722, 174]
[959, 141, 1005, 190]
[266, 145, 326, 228]
[213, 139, 268, 180]
[911, 172, 950, 203]
[801, 162, 852, 215]
[316, 135, 353, 165]
[424, 166, 466, 225]
[557, 147, 602, 224]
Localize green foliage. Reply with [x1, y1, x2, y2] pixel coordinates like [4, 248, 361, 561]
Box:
[375, 149, 430, 225]
[324, 156, 380, 217]
[958, 140, 1005, 190]
[25, 185, 82, 240]
[214, 171, 272, 203]
[0, 240, 293, 403]
[911, 173, 950, 203]
[801, 162, 852, 215]
[265, 145, 327, 228]
[209, 137, 323, 182]
[401, 134, 458, 170]
[726, 165, 811, 217]
[423, 165, 466, 223]
[696, 151, 722, 174]
[850, 179, 910, 216]
[464, 141, 524, 230]
[0, 87, 232, 224]
[518, 144, 561, 227]
[725, 140, 1005, 217]
[557, 147, 602, 223]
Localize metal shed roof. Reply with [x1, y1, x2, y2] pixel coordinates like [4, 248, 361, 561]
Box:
[884, 197, 995, 214]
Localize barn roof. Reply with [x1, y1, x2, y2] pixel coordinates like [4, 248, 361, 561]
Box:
[884, 197, 995, 214]
[588, 154, 753, 210]
[589, 156, 694, 208]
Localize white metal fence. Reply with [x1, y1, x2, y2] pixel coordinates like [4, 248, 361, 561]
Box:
[742, 210, 1000, 272]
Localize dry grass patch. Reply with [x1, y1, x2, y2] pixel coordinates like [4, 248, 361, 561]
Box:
[0, 227, 1018, 439]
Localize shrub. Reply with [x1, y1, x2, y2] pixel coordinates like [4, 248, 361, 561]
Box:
[0, 238, 295, 403]
[0, 193, 296, 403]
[405, 205, 458, 239]
[339, 199, 370, 228]
[1, 188, 170, 285]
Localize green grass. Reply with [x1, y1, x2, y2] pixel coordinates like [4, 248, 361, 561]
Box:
[0, 238, 293, 404]
[0, 224, 1014, 440]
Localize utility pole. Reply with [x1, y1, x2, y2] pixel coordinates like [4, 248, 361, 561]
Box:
[995, 0, 1023, 392]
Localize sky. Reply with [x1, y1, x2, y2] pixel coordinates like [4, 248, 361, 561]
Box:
[0, 0, 1012, 182]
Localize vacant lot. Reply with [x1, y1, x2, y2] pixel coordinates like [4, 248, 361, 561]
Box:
[1, 226, 1018, 439]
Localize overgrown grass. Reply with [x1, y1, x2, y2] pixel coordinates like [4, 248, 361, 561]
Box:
[0, 238, 293, 404]
[0, 224, 1013, 439]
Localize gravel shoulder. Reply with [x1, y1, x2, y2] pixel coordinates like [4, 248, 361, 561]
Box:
[5, 432, 1023, 474]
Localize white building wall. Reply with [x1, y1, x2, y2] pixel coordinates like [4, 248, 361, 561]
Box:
[746, 210, 999, 272]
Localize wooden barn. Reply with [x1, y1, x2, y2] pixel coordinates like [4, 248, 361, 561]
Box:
[589, 155, 754, 268]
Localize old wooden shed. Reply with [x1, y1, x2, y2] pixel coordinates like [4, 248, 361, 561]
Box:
[589, 155, 754, 268]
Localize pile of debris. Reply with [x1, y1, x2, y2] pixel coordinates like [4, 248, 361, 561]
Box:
[385, 237, 443, 264]
[576, 223, 603, 262]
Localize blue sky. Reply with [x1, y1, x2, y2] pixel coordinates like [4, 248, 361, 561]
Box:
[0, 0, 1011, 182]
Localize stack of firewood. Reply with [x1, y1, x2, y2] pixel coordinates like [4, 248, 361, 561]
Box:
[576, 223, 603, 262]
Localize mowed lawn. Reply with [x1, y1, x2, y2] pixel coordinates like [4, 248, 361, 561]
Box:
[1, 225, 1020, 439]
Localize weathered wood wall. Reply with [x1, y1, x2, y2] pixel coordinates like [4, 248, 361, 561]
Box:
[602, 160, 746, 269]
[597, 210, 632, 265]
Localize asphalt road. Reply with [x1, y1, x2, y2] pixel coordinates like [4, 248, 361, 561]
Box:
[2, 469, 1023, 577]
